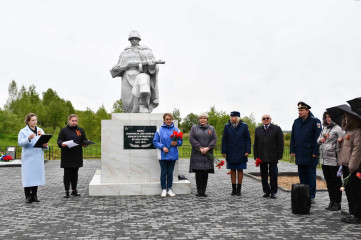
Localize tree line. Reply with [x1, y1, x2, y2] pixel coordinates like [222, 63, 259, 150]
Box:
[1, 80, 289, 145]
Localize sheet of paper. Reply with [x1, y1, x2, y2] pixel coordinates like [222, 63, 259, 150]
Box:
[63, 140, 79, 148]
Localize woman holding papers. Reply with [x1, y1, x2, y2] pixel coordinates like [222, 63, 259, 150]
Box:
[57, 114, 88, 198]
[18, 113, 48, 203]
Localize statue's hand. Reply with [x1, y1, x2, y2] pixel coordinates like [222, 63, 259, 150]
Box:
[148, 60, 156, 66]
[112, 65, 123, 71]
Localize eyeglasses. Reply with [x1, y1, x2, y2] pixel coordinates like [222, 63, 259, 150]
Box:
[262, 118, 270, 120]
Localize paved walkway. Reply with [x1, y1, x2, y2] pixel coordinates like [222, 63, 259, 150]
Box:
[0, 159, 360, 239]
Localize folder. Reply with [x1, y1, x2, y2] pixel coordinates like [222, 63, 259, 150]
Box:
[34, 134, 53, 148]
[82, 140, 95, 146]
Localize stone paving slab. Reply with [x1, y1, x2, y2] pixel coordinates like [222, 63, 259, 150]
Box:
[0, 159, 360, 239]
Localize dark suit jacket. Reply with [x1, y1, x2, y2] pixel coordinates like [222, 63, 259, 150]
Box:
[253, 124, 284, 163]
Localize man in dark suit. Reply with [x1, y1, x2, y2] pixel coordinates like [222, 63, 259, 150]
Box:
[254, 114, 284, 198]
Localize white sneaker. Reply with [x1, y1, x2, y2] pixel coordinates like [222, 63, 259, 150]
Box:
[167, 189, 175, 197]
[161, 189, 167, 197]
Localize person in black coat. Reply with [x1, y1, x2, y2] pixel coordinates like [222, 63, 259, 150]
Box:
[189, 113, 217, 197]
[254, 114, 284, 198]
[57, 114, 88, 198]
[290, 102, 322, 203]
[222, 111, 251, 196]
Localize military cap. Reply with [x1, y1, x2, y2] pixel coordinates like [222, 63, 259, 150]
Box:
[230, 111, 240, 117]
[128, 30, 141, 40]
[298, 101, 311, 110]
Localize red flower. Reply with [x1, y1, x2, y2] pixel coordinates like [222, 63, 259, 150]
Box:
[216, 160, 225, 169]
[255, 158, 262, 167]
[357, 172, 361, 180]
[178, 132, 183, 139]
[345, 135, 350, 140]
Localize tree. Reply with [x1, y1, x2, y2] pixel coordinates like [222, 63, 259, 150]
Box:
[0, 109, 23, 134]
[173, 108, 182, 126]
[181, 113, 198, 133]
[112, 99, 125, 113]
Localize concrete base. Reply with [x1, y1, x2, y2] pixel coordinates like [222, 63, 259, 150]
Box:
[88, 113, 191, 196]
[89, 170, 191, 196]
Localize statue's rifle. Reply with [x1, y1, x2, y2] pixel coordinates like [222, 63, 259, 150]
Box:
[110, 60, 165, 78]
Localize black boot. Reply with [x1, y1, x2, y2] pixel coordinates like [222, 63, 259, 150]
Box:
[31, 187, 40, 202]
[231, 184, 237, 196]
[329, 202, 341, 211]
[25, 195, 32, 204]
[325, 202, 334, 210]
[201, 187, 207, 197]
[31, 193, 40, 202]
[196, 185, 202, 197]
[64, 191, 70, 198]
[71, 190, 81, 197]
[236, 184, 242, 196]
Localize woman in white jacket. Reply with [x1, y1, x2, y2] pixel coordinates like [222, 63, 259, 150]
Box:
[18, 113, 48, 203]
[317, 111, 344, 211]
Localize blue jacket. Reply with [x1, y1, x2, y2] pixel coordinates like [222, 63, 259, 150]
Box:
[153, 123, 183, 160]
[290, 111, 322, 165]
[18, 126, 46, 187]
[222, 121, 251, 164]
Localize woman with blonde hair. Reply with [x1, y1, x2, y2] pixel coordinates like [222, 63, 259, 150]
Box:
[189, 112, 217, 197]
[57, 114, 88, 198]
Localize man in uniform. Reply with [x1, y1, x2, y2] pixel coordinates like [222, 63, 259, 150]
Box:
[111, 30, 160, 113]
[290, 102, 322, 203]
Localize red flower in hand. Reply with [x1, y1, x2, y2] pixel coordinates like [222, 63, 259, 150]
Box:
[356, 172, 361, 180]
[255, 158, 262, 167]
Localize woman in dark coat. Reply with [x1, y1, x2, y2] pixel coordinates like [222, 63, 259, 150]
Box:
[222, 111, 251, 196]
[57, 114, 88, 198]
[189, 113, 217, 197]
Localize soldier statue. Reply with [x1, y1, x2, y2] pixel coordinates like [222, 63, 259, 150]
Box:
[111, 30, 165, 113]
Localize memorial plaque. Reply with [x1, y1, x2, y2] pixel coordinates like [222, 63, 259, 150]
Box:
[124, 126, 156, 149]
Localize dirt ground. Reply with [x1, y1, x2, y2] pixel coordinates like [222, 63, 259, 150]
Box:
[257, 176, 328, 190]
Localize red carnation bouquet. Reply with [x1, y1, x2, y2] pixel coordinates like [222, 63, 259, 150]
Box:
[255, 158, 262, 167]
[195, 148, 225, 169]
[0, 155, 13, 162]
[166, 130, 183, 154]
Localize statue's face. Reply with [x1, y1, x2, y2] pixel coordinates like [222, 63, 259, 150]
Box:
[129, 38, 140, 46]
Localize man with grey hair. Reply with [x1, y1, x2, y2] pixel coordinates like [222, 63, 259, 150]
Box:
[254, 114, 284, 198]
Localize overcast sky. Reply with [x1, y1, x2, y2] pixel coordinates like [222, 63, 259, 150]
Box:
[1, 0, 361, 130]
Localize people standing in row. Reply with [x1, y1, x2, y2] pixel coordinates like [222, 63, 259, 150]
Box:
[290, 102, 322, 203]
[222, 111, 251, 196]
[317, 112, 344, 211]
[254, 114, 284, 199]
[338, 112, 361, 224]
[57, 114, 88, 198]
[153, 113, 183, 197]
[18, 113, 48, 203]
[189, 113, 217, 197]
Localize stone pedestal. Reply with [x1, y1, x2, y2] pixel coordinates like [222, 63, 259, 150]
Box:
[89, 113, 191, 196]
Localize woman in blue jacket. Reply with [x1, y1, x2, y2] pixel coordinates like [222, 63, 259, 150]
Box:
[18, 113, 48, 203]
[153, 113, 183, 197]
[222, 111, 251, 196]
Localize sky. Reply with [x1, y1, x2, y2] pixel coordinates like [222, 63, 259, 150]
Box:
[1, 0, 361, 130]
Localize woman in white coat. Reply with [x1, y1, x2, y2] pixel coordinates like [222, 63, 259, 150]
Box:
[18, 113, 48, 203]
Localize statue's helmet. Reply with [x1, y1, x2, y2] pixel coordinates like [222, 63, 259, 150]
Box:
[128, 30, 141, 40]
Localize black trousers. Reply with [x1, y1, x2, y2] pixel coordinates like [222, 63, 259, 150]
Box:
[342, 165, 361, 218]
[322, 165, 342, 203]
[63, 168, 79, 192]
[260, 162, 278, 194]
[194, 170, 209, 192]
[24, 186, 38, 197]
